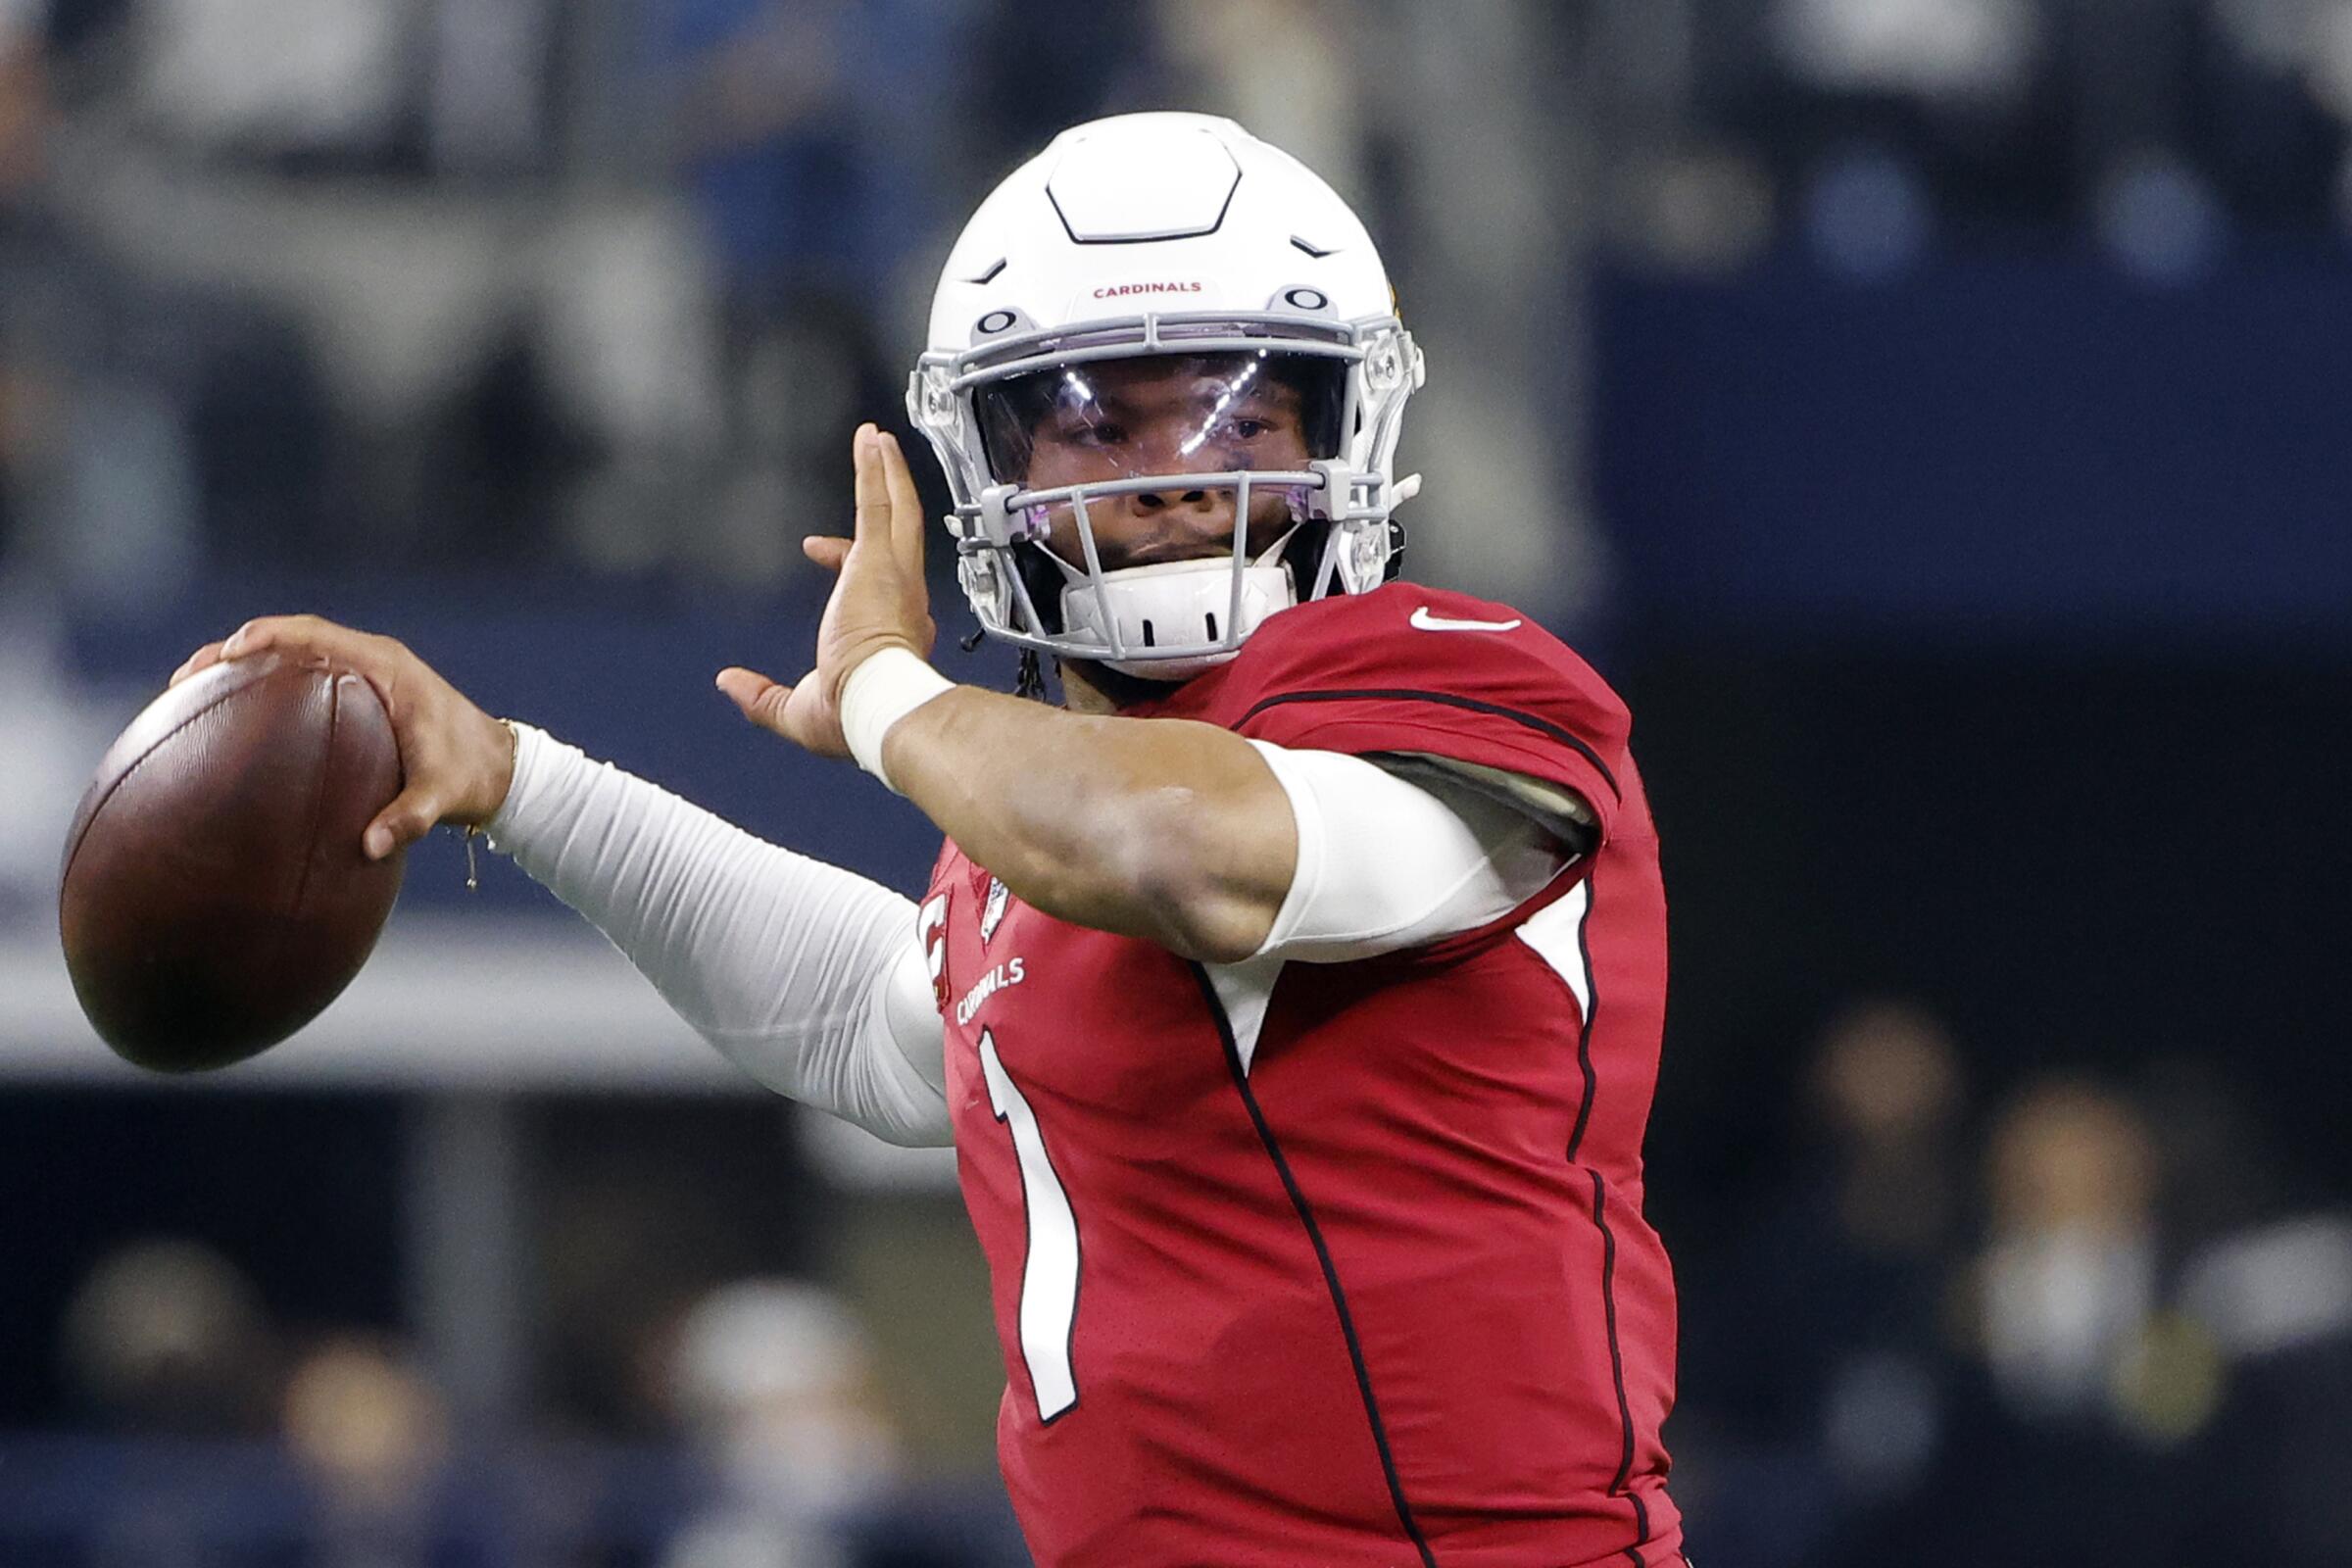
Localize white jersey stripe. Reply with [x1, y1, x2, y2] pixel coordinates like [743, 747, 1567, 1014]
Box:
[1514, 877, 1593, 1022]
[978, 1030, 1082, 1420]
[1204, 953, 1288, 1076]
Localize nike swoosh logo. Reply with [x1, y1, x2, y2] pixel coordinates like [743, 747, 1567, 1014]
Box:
[1410, 607, 1523, 633]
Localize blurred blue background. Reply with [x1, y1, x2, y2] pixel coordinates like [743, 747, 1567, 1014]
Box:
[2, 1, 2348, 1564]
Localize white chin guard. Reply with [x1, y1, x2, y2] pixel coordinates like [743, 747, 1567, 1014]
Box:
[1059, 559, 1298, 680]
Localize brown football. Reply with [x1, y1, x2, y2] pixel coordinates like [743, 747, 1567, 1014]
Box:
[59, 653, 407, 1071]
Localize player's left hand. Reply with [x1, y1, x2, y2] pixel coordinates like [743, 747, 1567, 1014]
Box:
[718, 422, 937, 759]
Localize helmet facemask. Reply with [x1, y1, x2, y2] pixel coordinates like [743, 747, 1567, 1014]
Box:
[976, 350, 1335, 677]
[912, 318, 1420, 681]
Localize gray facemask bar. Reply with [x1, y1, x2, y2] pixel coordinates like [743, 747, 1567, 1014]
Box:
[961, 461, 1406, 663]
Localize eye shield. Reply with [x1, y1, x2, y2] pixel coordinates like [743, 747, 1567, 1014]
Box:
[972, 350, 1348, 491]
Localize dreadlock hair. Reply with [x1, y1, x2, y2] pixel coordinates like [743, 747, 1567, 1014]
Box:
[1014, 648, 1049, 702]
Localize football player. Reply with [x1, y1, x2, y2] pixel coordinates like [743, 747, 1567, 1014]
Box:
[175, 114, 1684, 1568]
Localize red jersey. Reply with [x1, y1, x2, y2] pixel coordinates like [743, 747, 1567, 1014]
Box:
[921, 582, 1680, 1567]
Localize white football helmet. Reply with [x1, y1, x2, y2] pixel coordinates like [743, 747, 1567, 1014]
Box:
[906, 113, 1425, 679]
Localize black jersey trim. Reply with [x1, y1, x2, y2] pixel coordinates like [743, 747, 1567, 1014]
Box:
[1236, 688, 1622, 802]
[1592, 1170, 1647, 1555]
[1190, 963, 1441, 1568]
[1564, 867, 1602, 1163]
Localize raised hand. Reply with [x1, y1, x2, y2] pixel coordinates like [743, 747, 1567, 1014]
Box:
[170, 616, 515, 860]
[717, 422, 937, 758]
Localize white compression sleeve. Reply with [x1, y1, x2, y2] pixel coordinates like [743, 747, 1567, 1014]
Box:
[483, 725, 952, 1147]
[1246, 740, 1573, 963]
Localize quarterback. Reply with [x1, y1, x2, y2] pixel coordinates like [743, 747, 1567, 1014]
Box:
[175, 115, 1683, 1567]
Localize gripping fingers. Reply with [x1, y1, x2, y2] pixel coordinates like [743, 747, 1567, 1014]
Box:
[363, 784, 444, 860]
[220, 613, 321, 659]
[170, 642, 227, 687]
[172, 611, 358, 687]
[222, 613, 394, 673]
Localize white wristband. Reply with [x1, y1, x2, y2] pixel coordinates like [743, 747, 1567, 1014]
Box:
[839, 647, 956, 793]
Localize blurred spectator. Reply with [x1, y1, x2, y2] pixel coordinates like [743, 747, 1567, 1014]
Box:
[1975, 1076, 2160, 1421]
[1843, 1075, 2180, 1567]
[650, 0, 962, 591]
[0, 0, 52, 564]
[604, 1274, 1023, 1568]
[1770, 0, 2042, 104]
[122, 0, 561, 179]
[0, 0, 304, 600]
[533, 1100, 826, 1437]
[0, 0, 44, 201]
[2174, 1210, 2352, 1566]
[424, 0, 561, 178]
[57, 1241, 292, 1568]
[281, 1334, 466, 1568]
[1696, 0, 2072, 237]
[2192, 0, 2347, 229]
[2148, 1058, 2352, 1566]
[1687, 1000, 1971, 1566]
[61, 1237, 279, 1434]
[0, 584, 117, 921]
[655, 1279, 899, 1568]
[1156, 0, 1365, 197]
[659, 0, 858, 307]
[129, 0, 412, 169]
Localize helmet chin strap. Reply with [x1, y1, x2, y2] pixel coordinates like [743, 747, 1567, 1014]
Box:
[1050, 525, 1303, 681]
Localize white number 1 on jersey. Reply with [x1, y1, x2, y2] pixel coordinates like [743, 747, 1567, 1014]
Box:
[977, 1030, 1081, 1421]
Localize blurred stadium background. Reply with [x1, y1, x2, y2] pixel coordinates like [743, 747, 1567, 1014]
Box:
[2, 0, 2348, 1563]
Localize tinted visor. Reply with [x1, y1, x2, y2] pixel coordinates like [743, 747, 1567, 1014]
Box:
[974, 350, 1348, 488]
